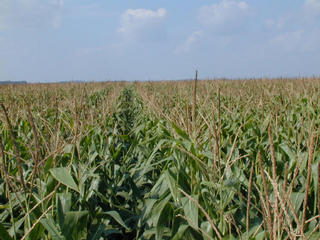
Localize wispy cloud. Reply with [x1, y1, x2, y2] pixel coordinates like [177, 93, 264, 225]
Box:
[305, 0, 320, 14]
[198, 0, 249, 26]
[262, 0, 320, 54]
[118, 8, 167, 41]
[269, 30, 304, 52]
[0, 0, 64, 30]
[176, 0, 250, 53]
[175, 30, 203, 53]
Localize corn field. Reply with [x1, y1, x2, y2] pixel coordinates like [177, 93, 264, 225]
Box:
[0, 78, 320, 239]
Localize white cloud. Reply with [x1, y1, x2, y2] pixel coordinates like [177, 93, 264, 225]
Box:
[270, 30, 304, 52]
[264, 17, 289, 31]
[118, 8, 167, 41]
[305, 0, 320, 12]
[199, 0, 249, 26]
[269, 28, 320, 53]
[175, 30, 203, 53]
[262, 1, 320, 54]
[0, 0, 64, 29]
[304, 0, 320, 21]
[175, 0, 250, 54]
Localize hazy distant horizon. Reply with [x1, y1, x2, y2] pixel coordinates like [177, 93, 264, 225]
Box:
[4, 75, 320, 84]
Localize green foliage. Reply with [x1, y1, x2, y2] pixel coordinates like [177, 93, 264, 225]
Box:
[1, 80, 320, 239]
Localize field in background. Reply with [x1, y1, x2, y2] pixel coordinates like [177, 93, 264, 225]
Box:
[0, 78, 320, 239]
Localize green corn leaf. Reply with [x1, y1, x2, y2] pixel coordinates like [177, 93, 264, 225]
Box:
[0, 222, 13, 240]
[104, 211, 130, 230]
[50, 168, 79, 193]
[40, 218, 65, 240]
[156, 203, 172, 240]
[87, 223, 106, 240]
[165, 170, 179, 204]
[171, 122, 190, 140]
[172, 225, 189, 240]
[56, 193, 72, 229]
[182, 195, 198, 230]
[291, 192, 304, 213]
[64, 144, 74, 154]
[200, 221, 214, 240]
[61, 211, 88, 239]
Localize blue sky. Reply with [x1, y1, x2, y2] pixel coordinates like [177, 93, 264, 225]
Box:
[1, 0, 320, 82]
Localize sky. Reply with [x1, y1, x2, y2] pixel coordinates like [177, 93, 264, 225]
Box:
[1, 0, 320, 82]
